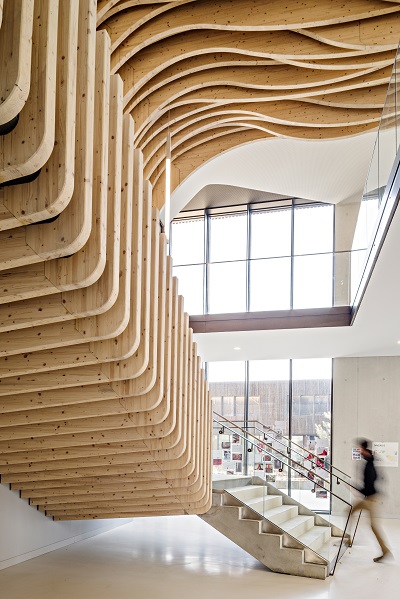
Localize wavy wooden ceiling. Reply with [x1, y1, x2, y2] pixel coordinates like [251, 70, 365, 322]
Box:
[97, 0, 400, 207]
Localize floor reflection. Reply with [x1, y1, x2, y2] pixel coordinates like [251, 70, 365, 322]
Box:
[0, 514, 398, 599]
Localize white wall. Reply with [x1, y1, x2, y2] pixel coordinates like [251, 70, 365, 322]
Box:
[0, 484, 131, 570]
[333, 356, 400, 518]
[168, 133, 376, 220]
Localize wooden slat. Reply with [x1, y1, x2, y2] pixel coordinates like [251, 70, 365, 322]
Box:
[0, 0, 96, 269]
[0, 0, 59, 183]
[0, 72, 121, 331]
[0, 150, 147, 376]
[0, 0, 77, 231]
[0, 0, 34, 127]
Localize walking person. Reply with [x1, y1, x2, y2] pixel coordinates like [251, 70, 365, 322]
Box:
[351, 440, 391, 562]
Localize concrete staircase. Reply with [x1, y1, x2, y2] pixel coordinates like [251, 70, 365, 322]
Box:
[200, 478, 349, 579]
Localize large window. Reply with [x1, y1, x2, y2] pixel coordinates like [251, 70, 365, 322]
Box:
[170, 201, 335, 315]
[208, 361, 246, 421]
[171, 217, 205, 314]
[210, 358, 332, 511]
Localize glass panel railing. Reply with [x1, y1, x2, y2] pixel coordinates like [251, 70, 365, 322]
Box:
[351, 44, 400, 309]
[229, 418, 352, 511]
[212, 419, 248, 480]
[213, 414, 353, 574]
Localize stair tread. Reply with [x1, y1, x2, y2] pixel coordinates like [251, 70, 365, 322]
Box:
[314, 537, 346, 562]
[279, 514, 314, 531]
[297, 526, 331, 545]
[264, 504, 298, 518]
[229, 485, 265, 493]
[245, 495, 281, 505]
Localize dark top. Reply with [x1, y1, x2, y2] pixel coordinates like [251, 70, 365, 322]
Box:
[360, 452, 377, 497]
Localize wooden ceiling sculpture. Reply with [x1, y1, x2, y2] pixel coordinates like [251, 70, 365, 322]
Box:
[97, 0, 400, 206]
[0, 0, 398, 521]
[0, 0, 210, 520]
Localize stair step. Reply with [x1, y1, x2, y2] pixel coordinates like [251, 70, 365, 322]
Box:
[207, 481, 348, 579]
[279, 514, 315, 537]
[313, 536, 348, 565]
[244, 495, 282, 511]
[228, 485, 266, 501]
[297, 526, 332, 552]
[263, 504, 298, 524]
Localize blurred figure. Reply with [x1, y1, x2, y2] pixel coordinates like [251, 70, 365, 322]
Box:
[351, 440, 391, 562]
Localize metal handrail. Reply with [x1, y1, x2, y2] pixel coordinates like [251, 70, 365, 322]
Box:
[213, 413, 356, 499]
[225, 415, 351, 484]
[213, 419, 353, 575]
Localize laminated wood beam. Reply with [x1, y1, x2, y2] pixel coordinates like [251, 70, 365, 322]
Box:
[118, 31, 394, 108]
[0, 345, 203, 480]
[0, 211, 152, 392]
[0, 0, 77, 231]
[0, 242, 168, 434]
[0, 155, 148, 377]
[302, 12, 400, 49]
[16, 468, 201, 496]
[0, 323, 192, 460]
[0, 0, 34, 127]
[0, 341, 203, 484]
[0, 0, 96, 268]
[0, 0, 59, 183]
[0, 58, 118, 331]
[0, 286, 185, 473]
[1, 300, 187, 473]
[50, 380, 211, 518]
[106, 0, 400, 77]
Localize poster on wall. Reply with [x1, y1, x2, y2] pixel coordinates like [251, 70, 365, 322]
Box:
[352, 447, 361, 461]
[316, 488, 328, 499]
[372, 442, 399, 467]
[213, 450, 222, 466]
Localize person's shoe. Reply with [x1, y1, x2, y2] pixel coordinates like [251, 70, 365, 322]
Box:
[373, 551, 392, 563]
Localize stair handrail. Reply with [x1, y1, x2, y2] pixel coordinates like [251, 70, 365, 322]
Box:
[213, 414, 356, 501]
[218, 414, 352, 487]
[236, 417, 347, 476]
[230, 417, 348, 477]
[212, 417, 353, 575]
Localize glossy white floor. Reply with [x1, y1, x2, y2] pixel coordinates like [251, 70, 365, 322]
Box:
[0, 514, 398, 599]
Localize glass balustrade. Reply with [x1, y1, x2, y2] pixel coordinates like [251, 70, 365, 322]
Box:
[213, 414, 353, 506]
[351, 44, 400, 308]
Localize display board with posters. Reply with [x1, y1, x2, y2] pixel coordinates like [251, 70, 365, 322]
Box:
[372, 442, 398, 467]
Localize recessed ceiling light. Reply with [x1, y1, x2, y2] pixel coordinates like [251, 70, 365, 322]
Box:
[397, 341, 400, 344]
[233, 347, 241, 350]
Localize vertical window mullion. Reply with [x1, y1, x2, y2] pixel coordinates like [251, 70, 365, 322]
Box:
[246, 205, 251, 312]
[204, 209, 210, 314]
[244, 360, 249, 475]
[290, 200, 295, 310]
[288, 359, 293, 497]
[332, 205, 336, 308]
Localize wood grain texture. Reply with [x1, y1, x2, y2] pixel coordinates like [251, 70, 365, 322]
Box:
[3, 0, 397, 522]
[0, 0, 34, 127]
[0, 0, 210, 521]
[97, 0, 400, 207]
